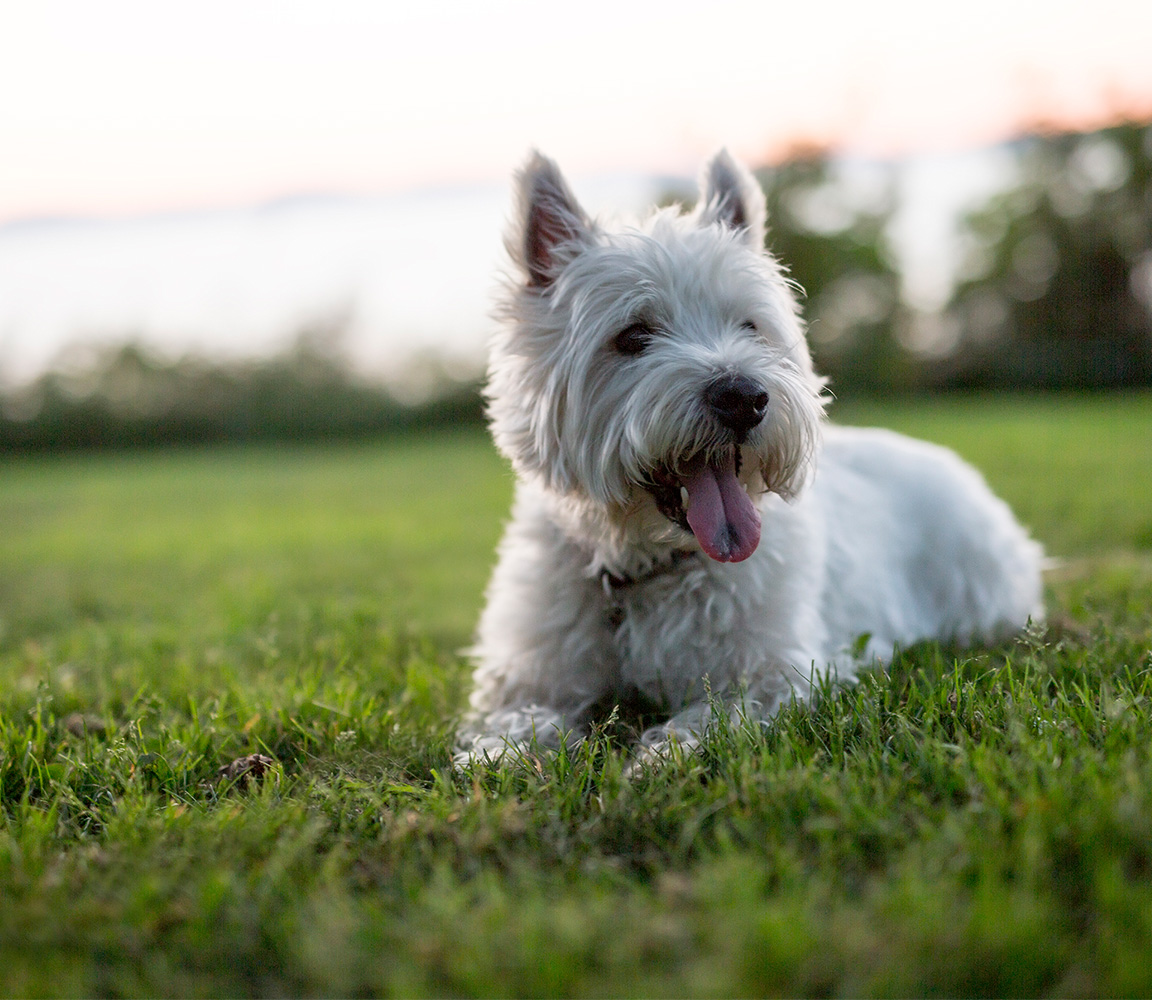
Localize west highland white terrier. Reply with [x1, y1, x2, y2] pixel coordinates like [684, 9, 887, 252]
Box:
[456, 150, 1044, 763]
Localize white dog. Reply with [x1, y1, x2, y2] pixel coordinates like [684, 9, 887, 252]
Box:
[456, 150, 1043, 762]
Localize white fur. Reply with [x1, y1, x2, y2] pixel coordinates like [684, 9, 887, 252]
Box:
[457, 150, 1044, 762]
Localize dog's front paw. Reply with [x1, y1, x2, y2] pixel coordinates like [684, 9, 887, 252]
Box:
[624, 743, 666, 779]
[454, 706, 584, 774]
[450, 739, 510, 773]
[624, 734, 700, 778]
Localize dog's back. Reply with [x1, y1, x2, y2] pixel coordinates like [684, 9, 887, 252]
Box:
[812, 425, 1044, 665]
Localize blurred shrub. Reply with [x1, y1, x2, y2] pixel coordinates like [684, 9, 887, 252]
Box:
[0, 331, 483, 453]
[939, 120, 1152, 389]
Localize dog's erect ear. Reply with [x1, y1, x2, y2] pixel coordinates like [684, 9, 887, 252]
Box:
[511, 151, 593, 289]
[697, 149, 767, 249]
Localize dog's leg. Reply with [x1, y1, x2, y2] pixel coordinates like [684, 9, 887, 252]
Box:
[633, 659, 816, 765]
[455, 490, 619, 765]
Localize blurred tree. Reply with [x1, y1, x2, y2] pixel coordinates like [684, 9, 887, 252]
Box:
[944, 121, 1152, 388]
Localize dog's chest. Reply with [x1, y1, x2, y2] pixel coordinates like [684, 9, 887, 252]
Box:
[606, 566, 750, 709]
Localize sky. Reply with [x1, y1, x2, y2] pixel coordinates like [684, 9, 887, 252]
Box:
[4, 0, 1152, 222]
[2, 0, 1152, 387]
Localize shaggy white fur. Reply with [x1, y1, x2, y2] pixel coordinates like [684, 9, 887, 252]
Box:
[456, 150, 1043, 762]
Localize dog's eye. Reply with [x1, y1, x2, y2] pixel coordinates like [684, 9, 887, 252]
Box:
[614, 322, 655, 355]
[740, 320, 757, 333]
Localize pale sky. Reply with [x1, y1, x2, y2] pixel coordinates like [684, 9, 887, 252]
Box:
[4, 0, 1152, 222]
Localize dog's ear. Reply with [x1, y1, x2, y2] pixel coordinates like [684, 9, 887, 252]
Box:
[511, 151, 593, 289]
[697, 149, 767, 249]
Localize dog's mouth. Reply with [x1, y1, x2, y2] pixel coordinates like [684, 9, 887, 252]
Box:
[646, 446, 761, 563]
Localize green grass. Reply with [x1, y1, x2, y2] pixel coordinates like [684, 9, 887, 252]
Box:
[1, 396, 1151, 997]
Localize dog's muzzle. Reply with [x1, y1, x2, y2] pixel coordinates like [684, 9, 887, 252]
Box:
[704, 373, 769, 442]
[642, 375, 771, 564]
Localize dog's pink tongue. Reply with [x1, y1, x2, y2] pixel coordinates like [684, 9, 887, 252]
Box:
[682, 451, 761, 562]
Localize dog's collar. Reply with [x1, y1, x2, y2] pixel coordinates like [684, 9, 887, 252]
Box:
[598, 548, 700, 597]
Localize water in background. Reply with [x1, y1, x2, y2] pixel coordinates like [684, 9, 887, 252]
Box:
[0, 175, 668, 391]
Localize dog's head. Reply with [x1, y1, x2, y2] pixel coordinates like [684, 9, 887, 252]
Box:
[487, 150, 827, 563]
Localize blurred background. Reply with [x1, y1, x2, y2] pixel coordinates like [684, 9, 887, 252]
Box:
[2, 0, 1151, 450]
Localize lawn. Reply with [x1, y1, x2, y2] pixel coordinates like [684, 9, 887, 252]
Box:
[1, 394, 1150, 997]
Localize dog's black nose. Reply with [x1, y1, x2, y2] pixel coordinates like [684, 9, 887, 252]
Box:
[704, 373, 769, 437]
